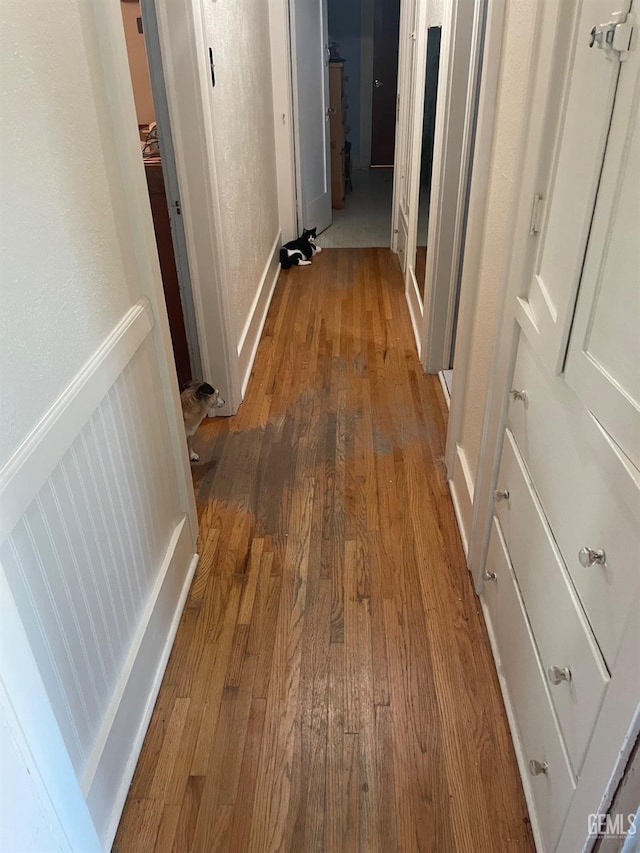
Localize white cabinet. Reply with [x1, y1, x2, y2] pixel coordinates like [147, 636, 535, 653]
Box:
[476, 3, 640, 850]
[495, 430, 610, 774]
[564, 51, 640, 470]
[515, 0, 633, 376]
[509, 335, 640, 668]
[484, 520, 576, 852]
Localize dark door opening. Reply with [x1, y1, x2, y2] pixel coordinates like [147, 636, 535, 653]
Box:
[371, 0, 401, 166]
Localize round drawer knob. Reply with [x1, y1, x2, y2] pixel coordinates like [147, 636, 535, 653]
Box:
[510, 389, 528, 403]
[548, 665, 572, 685]
[529, 759, 549, 777]
[494, 489, 510, 502]
[483, 570, 497, 582]
[578, 547, 606, 567]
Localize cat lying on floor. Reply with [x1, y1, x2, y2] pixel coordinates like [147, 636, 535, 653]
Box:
[279, 228, 322, 269]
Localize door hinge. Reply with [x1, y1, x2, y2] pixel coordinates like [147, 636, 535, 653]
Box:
[173, 200, 182, 216]
[589, 12, 635, 61]
[529, 193, 545, 235]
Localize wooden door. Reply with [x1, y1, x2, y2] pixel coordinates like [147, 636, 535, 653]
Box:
[371, 0, 400, 166]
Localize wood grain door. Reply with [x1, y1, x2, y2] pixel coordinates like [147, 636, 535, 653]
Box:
[371, 0, 400, 166]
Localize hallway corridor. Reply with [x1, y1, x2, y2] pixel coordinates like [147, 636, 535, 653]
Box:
[113, 249, 533, 852]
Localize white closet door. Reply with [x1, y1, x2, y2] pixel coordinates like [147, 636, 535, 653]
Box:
[564, 43, 640, 469]
[515, 0, 632, 374]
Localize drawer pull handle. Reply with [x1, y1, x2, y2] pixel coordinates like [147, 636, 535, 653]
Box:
[510, 388, 528, 403]
[483, 570, 497, 582]
[548, 665, 572, 685]
[494, 489, 510, 502]
[529, 759, 549, 777]
[578, 547, 606, 567]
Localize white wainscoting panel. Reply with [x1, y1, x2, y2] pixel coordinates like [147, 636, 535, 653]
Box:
[0, 316, 197, 847]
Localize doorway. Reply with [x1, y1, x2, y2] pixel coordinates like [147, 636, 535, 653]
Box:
[300, 0, 401, 248]
[286, 0, 484, 387]
[120, 0, 202, 387]
[394, 0, 486, 385]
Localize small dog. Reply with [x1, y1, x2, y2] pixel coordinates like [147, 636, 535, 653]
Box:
[279, 227, 322, 269]
[180, 380, 225, 462]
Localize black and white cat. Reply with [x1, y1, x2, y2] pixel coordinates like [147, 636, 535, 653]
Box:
[279, 228, 322, 269]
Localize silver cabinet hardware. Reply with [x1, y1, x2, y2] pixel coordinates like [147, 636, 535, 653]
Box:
[494, 489, 510, 502]
[326, 106, 337, 117]
[578, 547, 606, 567]
[548, 666, 572, 685]
[510, 389, 528, 403]
[483, 571, 497, 582]
[374, 79, 384, 88]
[529, 759, 548, 777]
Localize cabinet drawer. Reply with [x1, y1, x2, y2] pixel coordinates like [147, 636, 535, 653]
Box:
[508, 333, 640, 667]
[484, 518, 575, 851]
[495, 430, 609, 773]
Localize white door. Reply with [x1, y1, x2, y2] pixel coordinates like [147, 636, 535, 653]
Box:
[564, 31, 640, 469]
[515, 0, 633, 376]
[290, 0, 332, 233]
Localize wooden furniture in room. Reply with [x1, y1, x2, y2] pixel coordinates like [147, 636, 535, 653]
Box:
[329, 61, 346, 210]
[144, 157, 192, 387]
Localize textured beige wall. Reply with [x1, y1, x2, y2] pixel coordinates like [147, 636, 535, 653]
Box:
[120, 2, 155, 125]
[1, 0, 137, 467]
[202, 0, 280, 345]
[459, 0, 537, 483]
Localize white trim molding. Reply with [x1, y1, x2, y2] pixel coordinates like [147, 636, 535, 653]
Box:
[237, 233, 282, 397]
[85, 517, 198, 849]
[445, 0, 506, 481]
[449, 443, 474, 556]
[0, 300, 154, 545]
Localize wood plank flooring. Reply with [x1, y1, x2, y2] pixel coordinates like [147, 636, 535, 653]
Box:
[113, 249, 534, 852]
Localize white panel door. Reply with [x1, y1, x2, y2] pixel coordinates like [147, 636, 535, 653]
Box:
[565, 38, 640, 469]
[291, 0, 332, 233]
[515, 0, 633, 374]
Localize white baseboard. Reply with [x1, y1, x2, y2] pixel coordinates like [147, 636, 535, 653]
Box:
[84, 516, 198, 849]
[405, 268, 424, 361]
[237, 232, 282, 397]
[448, 443, 474, 558]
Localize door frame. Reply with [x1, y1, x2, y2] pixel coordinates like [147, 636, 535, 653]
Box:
[143, 0, 242, 412]
[139, 0, 203, 382]
[444, 0, 506, 530]
[396, 0, 485, 369]
[420, 0, 485, 373]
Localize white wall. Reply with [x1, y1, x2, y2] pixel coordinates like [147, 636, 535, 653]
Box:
[0, 2, 135, 470]
[457, 0, 536, 483]
[201, 0, 281, 348]
[1, 0, 198, 847]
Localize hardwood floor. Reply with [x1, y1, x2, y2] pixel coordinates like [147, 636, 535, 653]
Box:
[113, 249, 534, 852]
